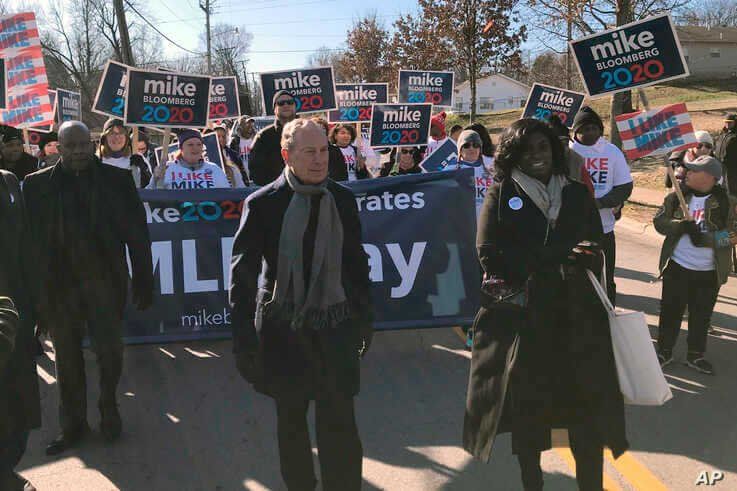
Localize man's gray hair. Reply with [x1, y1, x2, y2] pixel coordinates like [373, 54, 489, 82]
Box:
[280, 119, 325, 152]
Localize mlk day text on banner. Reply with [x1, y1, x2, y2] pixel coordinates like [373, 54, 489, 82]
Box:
[0, 12, 55, 128]
[328, 83, 388, 123]
[615, 103, 697, 160]
[123, 170, 479, 343]
[398, 70, 455, 108]
[93, 59, 128, 118]
[570, 14, 688, 98]
[369, 103, 432, 148]
[125, 68, 212, 128]
[260, 66, 337, 116]
[522, 83, 586, 128]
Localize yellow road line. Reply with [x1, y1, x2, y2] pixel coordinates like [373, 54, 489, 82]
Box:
[552, 430, 622, 491]
[457, 326, 666, 490]
[605, 449, 669, 491]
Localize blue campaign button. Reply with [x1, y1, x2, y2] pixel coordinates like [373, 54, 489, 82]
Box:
[508, 197, 523, 211]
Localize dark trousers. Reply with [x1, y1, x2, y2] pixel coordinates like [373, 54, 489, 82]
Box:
[658, 261, 720, 354]
[0, 429, 28, 476]
[50, 319, 124, 433]
[601, 231, 617, 306]
[517, 425, 603, 491]
[275, 395, 363, 491]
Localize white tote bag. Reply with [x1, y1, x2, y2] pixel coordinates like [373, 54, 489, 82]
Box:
[586, 270, 673, 406]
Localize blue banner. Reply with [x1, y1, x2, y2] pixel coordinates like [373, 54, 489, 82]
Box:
[123, 170, 479, 343]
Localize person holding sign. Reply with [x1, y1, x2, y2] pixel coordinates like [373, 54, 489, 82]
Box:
[0, 126, 38, 182]
[665, 130, 714, 188]
[713, 114, 737, 196]
[98, 119, 152, 189]
[37, 132, 60, 169]
[249, 90, 298, 186]
[23, 121, 154, 455]
[464, 118, 628, 491]
[453, 130, 495, 217]
[570, 106, 633, 305]
[654, 156, 737, 375]
[212, 125, 247, 187]
[229, 116, 256, 178]
[328, 123, 369, 182]
[230, 119, 372, 491]
[148, 130, 231, 190]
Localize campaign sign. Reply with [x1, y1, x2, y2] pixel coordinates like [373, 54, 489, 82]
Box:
[328, 83, 388, 123]
[570, 14, 688, 97]
[398, 70, 454, 108]
[420, 138, 458, 172]
[369, 103, 432, 148]
[29, 89, 55, 133]
[615, 103, 696, 160]
[56, 88, 81, 123]
[522, 83, 586, 128]
[125, 68, 212, 128]
[208, 76, 240, 121]
[0, 12, 56, 128]
[252, 116, 274, 132]
[0, 58, 6, 110]
[123, 170, 479, 342]
[259, 66, 336, 116]
[93, 59, 128, 118]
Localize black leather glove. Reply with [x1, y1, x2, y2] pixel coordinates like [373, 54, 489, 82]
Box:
[681, 220, 705, 246]
[568, 241, 603, 272]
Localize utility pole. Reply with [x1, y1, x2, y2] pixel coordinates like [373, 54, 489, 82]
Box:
[113, 0, 135, 66]
[200, 0, 213, 73]
[566, 0, 572, 89]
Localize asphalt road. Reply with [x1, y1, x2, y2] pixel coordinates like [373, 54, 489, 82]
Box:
[17, 217, 737, 490]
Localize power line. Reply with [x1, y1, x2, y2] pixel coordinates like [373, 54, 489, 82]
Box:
[158, 4, 383, 25]
[159, 0, 202, 30]
[124, 0, 204, 55]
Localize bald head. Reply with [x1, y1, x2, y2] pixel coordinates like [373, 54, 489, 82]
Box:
[280, 119, 329, 184]
[58, 120, 94, 171]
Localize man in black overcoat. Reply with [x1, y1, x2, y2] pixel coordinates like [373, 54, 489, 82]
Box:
[0, 168, 39, 491]
[230, 119, 373, 490]
[23, 121, 153, 456]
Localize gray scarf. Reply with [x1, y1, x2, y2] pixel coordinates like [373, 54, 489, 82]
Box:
[262, 167, 350, 330]
[512, 168, 567, 227]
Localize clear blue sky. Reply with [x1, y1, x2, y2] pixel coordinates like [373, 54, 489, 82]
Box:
[143, 0, 421, 74]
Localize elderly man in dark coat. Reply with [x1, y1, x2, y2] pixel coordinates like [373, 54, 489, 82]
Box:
[0, 168, 39, 491]
[230, 119, 373, 491]
[23, 121, 154, 456]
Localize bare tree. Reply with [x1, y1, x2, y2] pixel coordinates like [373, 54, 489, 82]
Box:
[676, 0, 737, 26]
[306, 46, 350, 81]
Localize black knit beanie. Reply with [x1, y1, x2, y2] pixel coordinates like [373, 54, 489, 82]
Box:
[572, 106, 604, 134]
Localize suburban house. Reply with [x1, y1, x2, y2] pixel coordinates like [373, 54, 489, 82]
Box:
[676, 25, 737, 78]
[452, 74, 530, 114]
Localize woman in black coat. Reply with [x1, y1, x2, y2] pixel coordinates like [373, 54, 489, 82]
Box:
[327, 123, 370, 182]
[463, 118, 628, 491]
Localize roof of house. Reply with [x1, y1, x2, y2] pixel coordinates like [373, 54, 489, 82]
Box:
[676, 25, 737, 44]
[454, 73, 530, 92]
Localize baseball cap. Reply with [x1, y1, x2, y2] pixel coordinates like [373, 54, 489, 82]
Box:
[684, 155, 723, 180]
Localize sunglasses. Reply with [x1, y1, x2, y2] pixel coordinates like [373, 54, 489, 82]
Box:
[400, 149, 414, 154]
[462, 142, 481, 149]
[276, 99, 295, 106]
[697, 143, 713, 149]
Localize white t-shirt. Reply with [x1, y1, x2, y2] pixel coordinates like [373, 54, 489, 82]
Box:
[453, 155, 495, 217]
[571, 138, 633, 234]
[239, 138, 253, 175]
[340, 145, 358, 182]
[149, 160, 231, 190]
[671, 195, 715, 271]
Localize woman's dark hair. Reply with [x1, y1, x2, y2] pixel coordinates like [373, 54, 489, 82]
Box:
[494, 118, 567, 180]
[465, 122, 494, 157]
[449, 124, 463, 134]
[328, 123, 356, 145]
